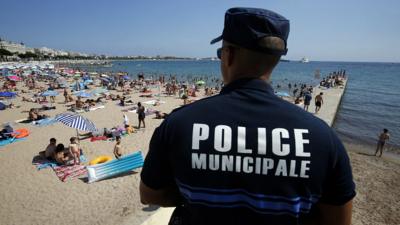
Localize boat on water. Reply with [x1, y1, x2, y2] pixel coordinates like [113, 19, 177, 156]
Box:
[300, 57, 309, 63]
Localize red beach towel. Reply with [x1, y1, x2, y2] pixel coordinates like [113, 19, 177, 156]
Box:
[52, 164, 87, 182]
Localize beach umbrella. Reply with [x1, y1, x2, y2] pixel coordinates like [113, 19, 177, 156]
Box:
[74, 91, 92, 98]
[7, 76, 22, 81]
[84, 79, 94, 85]
[100, 74, 109, 78]
[0, 92, 17, 98]
[90, 88, 108, 95]
[275, 91, 291, 98]
[122, 75, 130, 80]
[55, 113, 97, 139]
[196, 80, 205, 85]
[55, 113, 97, 132]
[40, 90, 59, 97]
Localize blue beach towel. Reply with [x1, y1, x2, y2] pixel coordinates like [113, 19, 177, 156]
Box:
[0, 138, 26, 147]
[33, 118, 57, 127]
[34, 154, 88, 170]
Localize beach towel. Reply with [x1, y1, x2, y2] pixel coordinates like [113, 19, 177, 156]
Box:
[143, 100, 166, 105]
[33, 118, 57, 127]
[90, 136, 108, 142]
[145, 108, 157, 116]
[122, 106, 138, 112]
[33, 154, 87, 170]
[15, 118, 33, 124]
[89, 105, 105, 111]
[53, 164, 87, 182]
[0, 138, 26, 148]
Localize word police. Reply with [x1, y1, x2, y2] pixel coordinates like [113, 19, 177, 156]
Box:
[191, 123, 312, 178]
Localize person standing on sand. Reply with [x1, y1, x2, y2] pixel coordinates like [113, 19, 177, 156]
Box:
[375, 129, 390, 157]
[315, 92, 323, 113]
[113, 136, 123, 159]
[303, 91, 312, 111]
[140, 7, 355, 225]
[68, 137, 80, 165]
[137, 102, 146, 128]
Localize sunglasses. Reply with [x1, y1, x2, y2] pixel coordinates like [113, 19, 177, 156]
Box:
[217, 46, 238, 59]
[217, 48, 222, 59]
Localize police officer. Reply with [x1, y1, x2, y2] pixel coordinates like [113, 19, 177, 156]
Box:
[140, 7, 356, 225]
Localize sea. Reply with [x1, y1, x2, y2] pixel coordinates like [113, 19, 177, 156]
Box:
[77, 60, 400, 151]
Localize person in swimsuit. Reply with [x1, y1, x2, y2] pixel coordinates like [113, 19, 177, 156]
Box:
[54, 144, 68, 165]
[315, 92, 324, 114]
[137, 102, 146, 128]
[375, 129, 390, 157]
[68, 137, 80, 165]
[113, 136, 123, 159]
[44, 138, 57, 160]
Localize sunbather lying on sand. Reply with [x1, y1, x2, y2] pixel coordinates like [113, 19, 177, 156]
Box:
[155, 111, 169, 119]
[28, 108, 48, 121]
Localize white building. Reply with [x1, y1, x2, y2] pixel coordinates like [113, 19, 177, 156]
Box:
[0, 40, 33, 54]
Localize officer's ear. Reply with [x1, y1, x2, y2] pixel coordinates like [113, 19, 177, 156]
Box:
[227, 46, 237, 67]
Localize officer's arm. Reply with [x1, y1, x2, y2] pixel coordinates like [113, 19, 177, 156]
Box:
[317, 200, 353, 225]
[140, 181, 182, 207]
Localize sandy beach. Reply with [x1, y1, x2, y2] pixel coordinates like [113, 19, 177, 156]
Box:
[0, 70, 399, 225]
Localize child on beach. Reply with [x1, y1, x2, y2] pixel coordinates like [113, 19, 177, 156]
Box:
[113, 136, 123, 159]
[44, 138, 57, 160]
[68, 137, 80, 165]
[54, 144, 68, 165]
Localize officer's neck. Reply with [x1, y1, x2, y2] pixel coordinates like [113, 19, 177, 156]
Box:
[225, 73, 271, 85]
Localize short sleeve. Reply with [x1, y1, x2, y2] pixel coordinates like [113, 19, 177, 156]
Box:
[320, 132, 356, 205]
[140, 121, 174, 190]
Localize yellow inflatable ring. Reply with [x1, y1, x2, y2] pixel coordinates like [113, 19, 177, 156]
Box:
[89, 155, 112, 165]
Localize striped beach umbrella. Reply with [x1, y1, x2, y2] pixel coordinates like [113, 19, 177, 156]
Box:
[55, 113, 97, 132]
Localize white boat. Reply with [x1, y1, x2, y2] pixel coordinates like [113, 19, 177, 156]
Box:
[300, 57, 309, 63]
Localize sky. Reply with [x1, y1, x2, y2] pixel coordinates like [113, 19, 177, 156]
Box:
[0, 0, 399, 62]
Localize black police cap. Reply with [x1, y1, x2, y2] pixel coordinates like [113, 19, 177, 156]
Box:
[211, 7, 290, 56]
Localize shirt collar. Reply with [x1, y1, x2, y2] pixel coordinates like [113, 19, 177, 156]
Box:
[220, 78, 274, 95]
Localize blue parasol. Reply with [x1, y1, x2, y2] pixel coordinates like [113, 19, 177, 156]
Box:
[40, 90, 59, 97]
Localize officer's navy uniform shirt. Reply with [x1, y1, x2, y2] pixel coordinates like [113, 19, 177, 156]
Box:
[141, 78, 356, 225]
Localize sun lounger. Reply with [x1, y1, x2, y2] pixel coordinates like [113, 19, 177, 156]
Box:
[86, 151, 143, 183]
